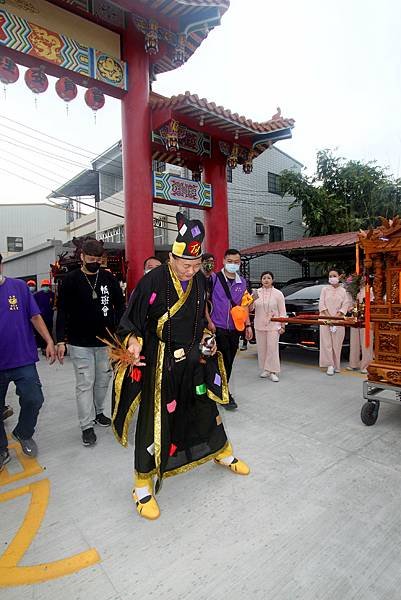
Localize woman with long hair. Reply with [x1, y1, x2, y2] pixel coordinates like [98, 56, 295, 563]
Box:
[319, 268, 349, 375]
[253, 271, 286, 382]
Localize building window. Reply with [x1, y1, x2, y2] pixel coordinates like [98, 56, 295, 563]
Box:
[268, 172, 282, 195]
[154, 215, 168, 246]
[96, 225, 125, 243]
[255, 223, 268, 236]
[269, 226, 283, 242]
[226, 166, 233, 183]
[7, 236, 23, 252]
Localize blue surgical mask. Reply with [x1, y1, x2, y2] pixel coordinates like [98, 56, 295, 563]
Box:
[225, 263, 240, 274]
[42, 286, 50, 292]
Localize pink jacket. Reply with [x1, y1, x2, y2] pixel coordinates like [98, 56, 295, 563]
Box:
[253, 287, 286, 331]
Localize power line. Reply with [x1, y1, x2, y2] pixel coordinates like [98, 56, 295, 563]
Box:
[0, 114, 291, 196]
[0, 114, 100, 157]
[0, 166, 124, 219]
[0, 154, 63, 186]
[0, 114, 300, 209]
[0, 137, 89, 171]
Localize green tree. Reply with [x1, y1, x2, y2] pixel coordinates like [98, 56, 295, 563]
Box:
[280, 149, 401, 236]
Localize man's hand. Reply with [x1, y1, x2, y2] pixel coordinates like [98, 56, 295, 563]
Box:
[127, 336, 146, 366]
[207, 320, 216, 334]
[56, 342, 66, 364]
[245, 325, 253, 341]
[46, 341, 57, 365]
[201, 333, 217, 356]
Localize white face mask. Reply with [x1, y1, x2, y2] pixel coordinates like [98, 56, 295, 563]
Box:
[329, 276, 339, 285]
[225, 263, 240, 274]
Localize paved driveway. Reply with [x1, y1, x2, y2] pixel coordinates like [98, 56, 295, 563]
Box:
[1, 347, 401, 599]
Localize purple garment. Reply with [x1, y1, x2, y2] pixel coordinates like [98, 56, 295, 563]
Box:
[34, 289, 55, 323]
[181, 280, 189, 292]
[0, 277, 40, 370]
[210, 271, 247, 330]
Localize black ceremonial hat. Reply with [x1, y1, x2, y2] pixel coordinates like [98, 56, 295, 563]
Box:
[171, 212, 205, 259]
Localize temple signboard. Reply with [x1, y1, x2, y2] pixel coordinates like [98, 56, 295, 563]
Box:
[152, 125, 211, 157]
[152, 171, 213, 208]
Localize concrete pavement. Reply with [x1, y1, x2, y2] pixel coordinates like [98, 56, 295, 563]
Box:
[2, 346, 401, 599]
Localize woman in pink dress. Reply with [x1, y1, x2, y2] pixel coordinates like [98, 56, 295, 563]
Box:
[346, 284, 374, 374]
[319, 269, 349, 375]
[253, 271, 286, 382]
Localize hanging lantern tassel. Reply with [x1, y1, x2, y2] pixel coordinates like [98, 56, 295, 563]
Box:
[355, 241, 360, 275]
[364, 279, 371, 348]
[24, 67, 49, 108]
[0, 56, 19, 99]
[84, 87, 105, 124]
[55, 77, 78, 116]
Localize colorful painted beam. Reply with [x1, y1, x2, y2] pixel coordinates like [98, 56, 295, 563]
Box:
[0, 7, 127, 91]
[152, 123, 211, 157]
[153, 171, 213, 208]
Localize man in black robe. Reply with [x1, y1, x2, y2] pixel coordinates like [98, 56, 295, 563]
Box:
[112, 213, 249, 520]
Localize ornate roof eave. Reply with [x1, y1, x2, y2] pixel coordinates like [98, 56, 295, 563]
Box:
[150, 91, 295, 146]
[358, 216, 401, 252]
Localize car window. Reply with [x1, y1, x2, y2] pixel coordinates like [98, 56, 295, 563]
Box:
[285, 284, 326, 300]
[280, 280, 323, 297]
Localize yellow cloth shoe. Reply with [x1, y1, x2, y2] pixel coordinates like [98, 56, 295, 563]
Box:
[214, 456, 250, 476]
[132, 490, 160, 520]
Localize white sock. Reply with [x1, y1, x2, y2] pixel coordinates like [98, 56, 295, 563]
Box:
[135, 485, 151, 501]
[218, 454, 235, 465]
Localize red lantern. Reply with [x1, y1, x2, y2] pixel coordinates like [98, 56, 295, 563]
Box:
[24, 67, 48, 94]
[84, 87, 105, 111]
[55, 77, 77, 102]
[0, 57, 19, 85]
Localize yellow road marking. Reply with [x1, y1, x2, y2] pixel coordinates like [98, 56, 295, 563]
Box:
[0, 442, 43, 487]
[0, 479, 100, 587]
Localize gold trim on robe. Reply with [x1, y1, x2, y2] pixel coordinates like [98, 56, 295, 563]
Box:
[153, 340, 165, 482]
[120, 392, 141, 447]
[156, 266, 193, 339]
[163, 441, 230, 479]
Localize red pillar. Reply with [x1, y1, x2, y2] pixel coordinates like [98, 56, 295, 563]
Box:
[204, 146, 229, 270]
[121, 21, 154, 292]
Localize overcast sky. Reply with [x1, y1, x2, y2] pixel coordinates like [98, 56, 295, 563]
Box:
[1, 0, 401, 205]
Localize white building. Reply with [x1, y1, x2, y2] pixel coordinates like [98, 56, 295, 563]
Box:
[1, 144, 304, 284]
[0, 203, 68, 258]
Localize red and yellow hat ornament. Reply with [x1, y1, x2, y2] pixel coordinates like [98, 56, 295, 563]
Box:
[172, 212, 205, 259]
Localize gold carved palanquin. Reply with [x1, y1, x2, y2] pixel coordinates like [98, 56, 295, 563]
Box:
[359, 217, 401, 387]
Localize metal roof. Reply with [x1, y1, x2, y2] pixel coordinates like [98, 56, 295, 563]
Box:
[49, 170, 99, 199]
[241, 231, 359, 264]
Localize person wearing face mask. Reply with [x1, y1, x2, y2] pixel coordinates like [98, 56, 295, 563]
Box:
[56, 238, 125, 447]
[34, 279, 55, 353]
[26, 280, 36, 294]
[207, 249, 253, 409]
[319, 269, 349, 375]
[143, 256, 162, 275]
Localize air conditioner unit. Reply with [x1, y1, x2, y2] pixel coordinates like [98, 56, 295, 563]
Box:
[255, 223, 268, 235]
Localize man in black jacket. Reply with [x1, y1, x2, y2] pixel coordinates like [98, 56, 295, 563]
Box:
[56, 238, 125, 446]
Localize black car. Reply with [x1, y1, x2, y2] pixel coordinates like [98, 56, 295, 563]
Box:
[279, 284, 350, 352]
